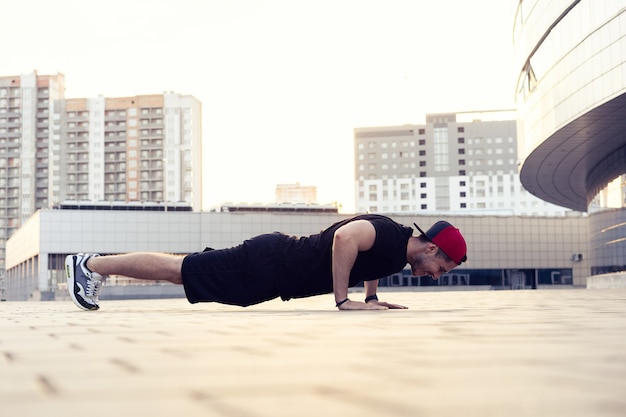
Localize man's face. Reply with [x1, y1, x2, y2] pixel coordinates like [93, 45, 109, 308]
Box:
[409, 248, 458, 280]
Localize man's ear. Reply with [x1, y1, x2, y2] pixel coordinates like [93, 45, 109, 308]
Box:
[425, 242, 439, 255]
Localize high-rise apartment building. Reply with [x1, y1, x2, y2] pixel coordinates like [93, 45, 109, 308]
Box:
[0, 72, 66, 298]
[55, 93, 202, 207]
[354, 111, 569, 216]
[0, 71, 202, 299]
[0, 72, 65, 232]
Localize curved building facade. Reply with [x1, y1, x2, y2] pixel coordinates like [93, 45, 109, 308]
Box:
[514, 0, 626, 282]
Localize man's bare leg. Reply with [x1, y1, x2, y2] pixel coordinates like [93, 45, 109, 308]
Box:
[87, 253, 185, 284]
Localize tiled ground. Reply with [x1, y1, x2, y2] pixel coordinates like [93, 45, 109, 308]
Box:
[2, 289, 626, 417]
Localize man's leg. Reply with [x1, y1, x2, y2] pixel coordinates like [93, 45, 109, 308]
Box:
[66, 252, 185, 311]
[87, 252, 184, 284]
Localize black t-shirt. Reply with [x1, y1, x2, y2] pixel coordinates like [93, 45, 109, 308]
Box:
[245, 214, 413, 300]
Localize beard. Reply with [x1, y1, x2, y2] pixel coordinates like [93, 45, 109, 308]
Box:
[409, 252, 431, 278]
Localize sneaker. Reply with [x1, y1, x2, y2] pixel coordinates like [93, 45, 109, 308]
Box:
[65, 253, 106, 311]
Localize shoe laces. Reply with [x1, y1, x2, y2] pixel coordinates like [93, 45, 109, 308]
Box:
[81, 254, 106, 299]
[85, 275, 104, 298]
[91, 276, 106, 301]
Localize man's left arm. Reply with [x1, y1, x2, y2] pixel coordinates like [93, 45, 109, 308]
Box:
[332, 220, 387, 310]
[364, 280, 408, 309]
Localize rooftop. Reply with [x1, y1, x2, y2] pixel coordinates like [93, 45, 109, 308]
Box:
[2, 289, 625, 416]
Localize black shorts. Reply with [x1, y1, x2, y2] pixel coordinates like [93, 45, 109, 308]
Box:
[181, 237, 282, 307]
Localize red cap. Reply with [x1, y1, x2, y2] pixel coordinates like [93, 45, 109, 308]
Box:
[414, 221, 467, 265]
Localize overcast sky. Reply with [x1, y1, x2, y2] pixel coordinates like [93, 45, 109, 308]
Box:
[0, 0, 517, 212]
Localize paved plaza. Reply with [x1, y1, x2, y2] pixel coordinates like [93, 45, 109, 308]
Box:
[1, 288, 626, 417]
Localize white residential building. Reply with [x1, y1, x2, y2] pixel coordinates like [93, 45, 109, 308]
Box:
[354, 111, 570, 216]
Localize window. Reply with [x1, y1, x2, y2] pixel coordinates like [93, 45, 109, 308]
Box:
[459, 159, 465, 165]
[419, 171, 426, 177]
[421, 204, 427, 209]
[460, 203, 467, 208]
[419, 161, 426, 167]
[460, 191, 466, 197]
[418, 128, 425, 135]
[458, 149, 465, 154]
[459, 170, 466, 175]
[458, 127, 464, 133]
[433, 127, 449, 172]
[419, 150, 426, 156]
[420, 193, 427, 198]
[419, 139, 426, 145]
[420, 182, 426, 188]
[458, 137, 465, 143]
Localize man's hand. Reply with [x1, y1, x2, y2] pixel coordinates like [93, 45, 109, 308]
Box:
[370, 300, 408, 309]
[337, 300, 388, 310]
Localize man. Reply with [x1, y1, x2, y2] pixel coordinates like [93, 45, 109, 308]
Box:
[65, 214, 467, 311]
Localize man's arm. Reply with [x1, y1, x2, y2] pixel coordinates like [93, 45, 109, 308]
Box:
[364, 279, 378, 299]
[332, 220, 387, 310]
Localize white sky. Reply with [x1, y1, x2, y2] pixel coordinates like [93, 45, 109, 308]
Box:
[0, 0, 517, 212]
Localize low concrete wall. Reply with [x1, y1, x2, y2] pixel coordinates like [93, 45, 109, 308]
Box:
[587, 272, 626, 289]
[99, 285, 186, 300]
[51, 285, 186, 302]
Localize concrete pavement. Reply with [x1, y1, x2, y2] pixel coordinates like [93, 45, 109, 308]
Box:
[2, 289, 626, 417]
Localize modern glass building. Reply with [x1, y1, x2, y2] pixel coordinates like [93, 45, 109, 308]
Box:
[514, 0, 626, 286]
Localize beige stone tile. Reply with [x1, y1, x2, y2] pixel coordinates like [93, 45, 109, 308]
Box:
[1, 289, 626, 417]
